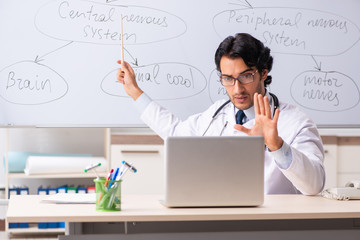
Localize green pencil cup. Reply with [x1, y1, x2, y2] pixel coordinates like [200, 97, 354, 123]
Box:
[94, 178, 122, 211]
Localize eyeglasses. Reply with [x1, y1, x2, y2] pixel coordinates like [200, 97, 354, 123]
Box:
[219, 70, 258, 86]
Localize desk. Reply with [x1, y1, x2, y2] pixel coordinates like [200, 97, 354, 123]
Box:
[7, 194, 360, 240]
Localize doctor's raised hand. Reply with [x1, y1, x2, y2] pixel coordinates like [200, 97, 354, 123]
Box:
[117, 60, 143, 101]
[234, 93, 284, 152]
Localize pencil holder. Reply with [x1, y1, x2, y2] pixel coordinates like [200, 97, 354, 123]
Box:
[94, 179, 122, 211]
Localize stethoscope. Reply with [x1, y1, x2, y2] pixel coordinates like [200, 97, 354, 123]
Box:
[202, 92, 279, 136]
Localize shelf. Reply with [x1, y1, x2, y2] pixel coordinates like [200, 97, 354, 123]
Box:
[8, 172, 107, 179]
[3, 128, 111, 236]
[8, 225, 65, 235]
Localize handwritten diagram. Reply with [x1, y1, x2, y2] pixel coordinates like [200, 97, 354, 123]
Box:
[291, 70, 359, 112]
[1, 0, 207, 105]
[213, 7, 359, 55]
[0, 0, 359, 126]
[209, 1, 360, 115]
[0, 60, 68, 105]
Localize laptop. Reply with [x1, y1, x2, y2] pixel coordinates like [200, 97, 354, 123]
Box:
[162, 136, 264, 207]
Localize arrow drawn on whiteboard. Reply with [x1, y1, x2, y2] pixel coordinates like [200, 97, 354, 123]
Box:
[229, 0, 253, 8]
[34, 55, 44, 64]
[105, 0, 127, 7]
[35, 41, 74, 63]
[311, 56, 322, 71]
[124, 47, 139, 66]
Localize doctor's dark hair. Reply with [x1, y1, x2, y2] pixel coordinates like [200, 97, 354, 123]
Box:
[215, 33, 273, 87]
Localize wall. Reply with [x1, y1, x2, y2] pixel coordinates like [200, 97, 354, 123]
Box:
[335, 137, 360, 185]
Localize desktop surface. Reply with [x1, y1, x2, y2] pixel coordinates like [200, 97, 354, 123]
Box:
[7, 194, 360, 223]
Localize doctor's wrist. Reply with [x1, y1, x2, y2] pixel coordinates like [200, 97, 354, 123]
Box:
[266, 137, 284, 152]
[129, 88, 143, 101]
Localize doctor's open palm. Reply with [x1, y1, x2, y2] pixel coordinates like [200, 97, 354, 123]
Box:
[234, 93, 284, 152]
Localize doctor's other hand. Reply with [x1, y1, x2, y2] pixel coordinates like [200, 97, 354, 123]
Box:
[117, 60, 143, 101]
[234, 93, 283, 152]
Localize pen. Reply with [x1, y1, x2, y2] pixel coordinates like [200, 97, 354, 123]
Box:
[112, 168, 120, 180]
[84, 163, 101, 179]
[115, 164, 126, 180]
[84, 163, 101, 173]
[97, 168, 114, 205]
[104, 169, 114, 188]
[118, 161, 137, 180]
[123, 160, 137, 173]
[108, 168, 120, 189]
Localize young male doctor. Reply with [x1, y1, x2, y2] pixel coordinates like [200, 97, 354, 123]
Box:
[117, 33, 325, 195]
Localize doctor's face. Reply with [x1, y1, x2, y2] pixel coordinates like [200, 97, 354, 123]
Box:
[219, 56, 267, 111]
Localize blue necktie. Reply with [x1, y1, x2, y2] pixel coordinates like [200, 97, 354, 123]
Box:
[236, 110, 245, 125]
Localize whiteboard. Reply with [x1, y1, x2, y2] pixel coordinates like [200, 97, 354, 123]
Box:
[0, 0, 359, 127]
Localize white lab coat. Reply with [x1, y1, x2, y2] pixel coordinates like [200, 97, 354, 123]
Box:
[139, 94, 325, 195]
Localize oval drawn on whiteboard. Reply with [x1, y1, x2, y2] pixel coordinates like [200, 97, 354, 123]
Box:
[101, 63, 207, 100]
[290, 70, 360, 112]
[0, 61, 68, 105]
[208, 69, 229, 103]
[213, 7, 360, 56]
[35, 0, 187, 45]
